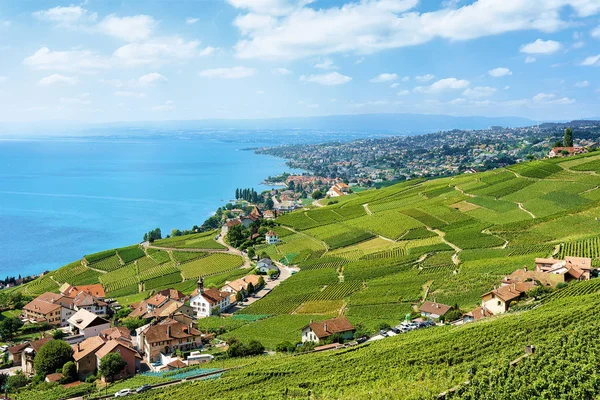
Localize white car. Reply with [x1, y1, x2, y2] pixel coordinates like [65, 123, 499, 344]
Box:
[115, 389, 134, 397]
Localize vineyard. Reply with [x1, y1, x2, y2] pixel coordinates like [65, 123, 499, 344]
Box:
[152, 231, 225, 250]
[558, 237, 600, 260]
[88, 255, 122, 272]
[117, 245, 145, 263]
[179, 254, 244, 280]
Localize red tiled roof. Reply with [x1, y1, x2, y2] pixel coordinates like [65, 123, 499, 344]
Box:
[419, 301, 452, 316]
[142, 319, 201, 344]
[305, 317, 354, 339]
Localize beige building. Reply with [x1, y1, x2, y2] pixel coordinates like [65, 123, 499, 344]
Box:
[139, 318, 202, 363]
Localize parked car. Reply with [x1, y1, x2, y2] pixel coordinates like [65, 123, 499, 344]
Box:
[356, 336, 369, 344]
[136, 384, 151, 393]
[379, 329, 388, 337]
[115, 389, 134, 397]
[391, 327, 401, 334]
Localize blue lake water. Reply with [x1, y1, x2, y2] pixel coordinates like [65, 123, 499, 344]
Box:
[0, 133, 307, 277]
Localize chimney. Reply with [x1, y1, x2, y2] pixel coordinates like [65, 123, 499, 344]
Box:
[166, 325, 171, 338]
[323, 323, 327, 332]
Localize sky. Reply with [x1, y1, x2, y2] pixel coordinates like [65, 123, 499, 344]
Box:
[0, 0, 600, 123]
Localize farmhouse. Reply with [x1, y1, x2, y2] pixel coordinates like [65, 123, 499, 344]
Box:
[189, 278, 231, 318]
[72, 291, 108, 316]
[419, 301, 452, 320]
[8, 342, 30, 367]
[221, 275, 262, 301]
[265, 230, 280, 245]
[301, 317, 355, 343]
[463, 306, 493, 323]
[481, 281, 535, 315]
[326, 182, 350, 197]
[68, 309, 111, 338]
[95, 339, 141, 381]
[72, 335, 141, 380]
[22, 338, 53, 376]
[60, 283, 105, 299]
[22, 295, 71, 327]
[263, 210, 276, 220]
[139, 318, 202, 363]
[548, 147, 587, 157]
[257, 258, 280, 275]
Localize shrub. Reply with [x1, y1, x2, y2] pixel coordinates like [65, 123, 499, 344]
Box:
[34, 340, 73, 378]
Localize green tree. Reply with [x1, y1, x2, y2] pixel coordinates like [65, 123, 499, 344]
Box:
[34, 340, 74, 378]
[257, 276, 265, 288]
[247, 282, 255, 294]
[6, 371, 27, 393]
[247, 247, 256, 259]
[62, 361, 77, 383]
[275, 341, 295, 353]
[0, 317, 23, 340]
[235, 291, 243, 302]
[564, 127, 574, 147]
[52, 329, 66, 340]
[121, 317, 147, 332]
[265, 197, 274, 210]
[99, 352, 126, 383]
[312, 189, 324, 200]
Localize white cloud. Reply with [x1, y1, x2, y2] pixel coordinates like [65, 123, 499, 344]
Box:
[414, 77, 470, 93]
[402, 76, 410, 82]
[575, 80, 590, 87]
[449, 98, 467, 105]
[23, 47, 110, 72]
[138, 72, 168, 85]
[186, 17, 200, 24]
[355, 57, 365, 64]
[230, 0, 600, 60]
[462, 86, 496, 98]
[520, 39, 562, 54]
[199, 66, 256, 79]
[370, 73, 398, 83]
[533, 92, 575, 104]
[114, 37, 214, 66]
[98, 14, 156, 42]
[314, 58, 337, 70]
[38, 74, 79, 86]
[272, 67, 292, 75]
[591, 26, 600, 38]
[299, 71, 352, 86]
[488, 67, 512, 77]
[60, 92, 91, 105]
[397, 90, 410, 96]
[1, 20, 11, 28]
[32, 5, 96, 25]
[390, 83, 400, 88]
[415, 74, 435, 82]
[114, 90, 146, 98]
[151, 100, 176, 111]
[581, 54, 600, 66]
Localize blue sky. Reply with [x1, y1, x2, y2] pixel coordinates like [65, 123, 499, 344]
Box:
[0, 0, 600, 122]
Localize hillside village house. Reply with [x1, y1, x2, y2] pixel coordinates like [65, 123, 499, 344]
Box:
[275, 200, 297, 213]
[419, 301, 452, 320]
[68, 309, 111, 338]
[265, 230, 280, 245]
[72, 335, 140, 380]
[535, 257, 593, 281]
[139, 318, 202, 363]
[326, 182, 350, 197]
[95, 339, 141, 381]
[263, 210, 276, 220]
[189, 278, 231, 318]
[481, 281, 535, 315]
[22, 338, 53, 376]
[301, 317, 355, 343]
[257, 258, 280, 275]
[71, 291, 108, 316]
[221, 275, 261, 302]
[548, 147, 587, 157]
[60, 283, 105, 299]
[8, 342, 29, 366]
[22, 294, 72, 327]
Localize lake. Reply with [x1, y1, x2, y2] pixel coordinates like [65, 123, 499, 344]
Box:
[0, 132, 308, 277]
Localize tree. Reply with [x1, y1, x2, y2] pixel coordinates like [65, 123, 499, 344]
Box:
[171, 229, 182, 237]
[62, 361, 77, 383]
[52, 329, 66, 340]
[564, 127, 574, 147]
[247, 282, 255, 294]
[235, 291, 243, 302]
[121, 317, 147, 332]
[6, 371, 27, 393]
[247, 247, 256, 259]
[34, 340, 74, 378]
[312, 189, 324, 200]
[0, 317, 23, 340]
[0, 372, 8, 394]
[265, 198, 274, 210]
[257, 276, 265, 288]
[99, 352, 126, 383]
[275, 341, 295, 353]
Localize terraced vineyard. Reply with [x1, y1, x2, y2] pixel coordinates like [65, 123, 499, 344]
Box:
[558, 237, 600, 259]
[179, 254, 244, 280]
[89, 255, 122, 272]
[152, 231, 225, 250]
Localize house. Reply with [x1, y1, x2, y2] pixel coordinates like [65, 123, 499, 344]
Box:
[60, 283, 105, 299]
[257, 258, 280, 275]
[72, 336, 106, 378]
[7, 342, 30, 366]
[263, 210, 276, 220]
[265, 230, 280, 245]
[22, 296, 68, 327]
[68, 309, 111, 338]
[139, 318, 202, 363]
[166, 359, 187, 370]
[22, 337, 53, 376]
[72, 291, 108, 317]
[189, 278, 231, 318]
[326, 182, 350, 198]
[301, 317, 355, 343]
[532, 257, 593, 284]
[100, 326, 132, 344]
[548, 147, 587, 157]
[95, 339, 141, 381]
[463, 306, 493, 323]
[156, 289, 186, 302]
[275, 200, 297, 213]
[221, 275, 262, 302]
[419, 301, 452, 320]
[225, 219, 241, 231]
[481, 281, 535, 315]
[45, 372, 64, 383]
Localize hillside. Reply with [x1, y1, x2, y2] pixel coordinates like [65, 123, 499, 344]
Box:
[12, 150, 600, 399]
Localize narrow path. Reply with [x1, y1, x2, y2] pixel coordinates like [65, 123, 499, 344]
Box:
[517, 202, 536, 219]
[363, 203, 373, 215]
[312, 199, 325, 208]
[453, 185, 475, 198]
[85, 265, 108, 274]
[426, 227, 461, 266]
[421, 280, 433, 302]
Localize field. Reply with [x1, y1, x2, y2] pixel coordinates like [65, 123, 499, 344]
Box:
[152, 231, 225, 250]
[179, 254, 245, 280]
